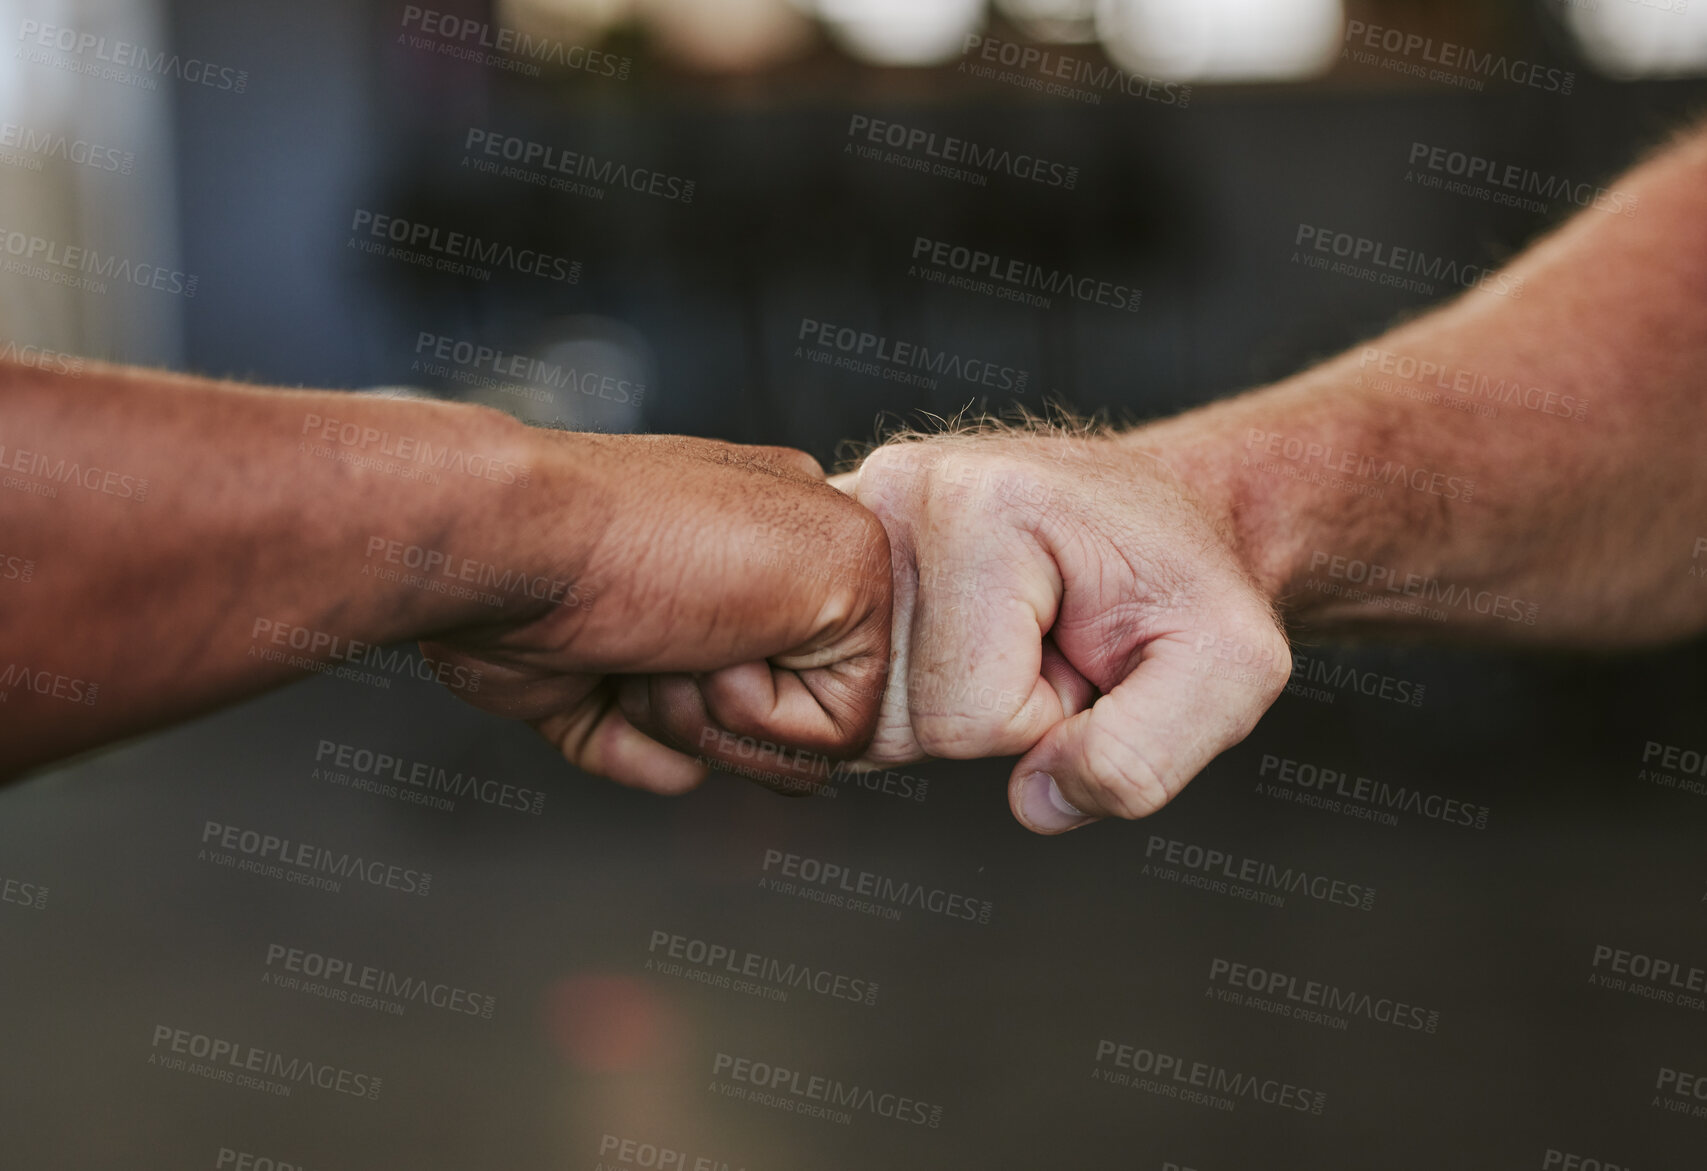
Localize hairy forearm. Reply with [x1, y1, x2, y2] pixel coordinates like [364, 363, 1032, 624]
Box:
[0, 362, 576, 772]
[1132, 121, 1707, 645]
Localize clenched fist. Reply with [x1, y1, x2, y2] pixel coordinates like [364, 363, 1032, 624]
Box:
[835, 429, 1290, 834]
[423, 432, 894, 795]
[0, 370, 887, 783]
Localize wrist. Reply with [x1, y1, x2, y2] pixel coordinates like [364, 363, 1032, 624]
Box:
[490, 424, 616, 627]
[1114, 380, 1315, 607]
[1116, 365, 1445, 626]
[305, 394, 570, 639]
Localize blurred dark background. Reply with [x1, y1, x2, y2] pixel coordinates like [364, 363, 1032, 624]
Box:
[4, 0, 1707, 1167]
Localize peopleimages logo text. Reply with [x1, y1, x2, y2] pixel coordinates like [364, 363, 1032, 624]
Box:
[0, 442, 149, 500]
[248, 618, 483, 693]
[846, 115, 1079, 189]
[713, 1052, 943, 1127]
[200, 820, 431, 896]
[149, 1025, 379, 1098]
[1094, 1039, 1327, 1114]
[314, 738, 546, 814]
[1259, 753, 1491, 829]
[0, 228, 196, 296]
[400, 6, 631, 79]
[961, 33, 1190, 107]
[0, 662, 98, 705]
[0, 122, 134, 173]
[1295, 224, 1523, 298]
[413, 331, 644, 405]
[463, 129, 691, 202]
[648, 929, 879, 1006]
[1145, 835, 1376, 910]
[760, 848, 993, 923]
[264, 942, 496, 1018]
[911, 235, 1142, 311]
[1342, 20, 1574, 94]
[797, 317, 1028, 393]
[1245, 427, 1475, 502]
[16, 20, 248, 91]
[1407, 142, 1638, 218]
[1208, 957, 1441, 1032]
[349, 209, 580, 284]
[299, 411, 531, 486]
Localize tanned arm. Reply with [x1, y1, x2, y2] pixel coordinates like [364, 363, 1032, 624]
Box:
[0, 363, 891, 789]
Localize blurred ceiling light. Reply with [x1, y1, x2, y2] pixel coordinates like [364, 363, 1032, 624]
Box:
[1095, 0, 1342, 82]
[498, 0, 635, 43]
[1564, 1, 1707, 79]
[995, 0, 1100, 44]
[807, 0, 986, 66]
[640, 0, 816, 72]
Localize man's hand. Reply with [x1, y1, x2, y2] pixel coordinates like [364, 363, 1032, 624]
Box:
[422, 432, 893, 796]
[0, 362, 889, 785]
[835, 122, 1707, 836]
[835, 431, 1290, 834]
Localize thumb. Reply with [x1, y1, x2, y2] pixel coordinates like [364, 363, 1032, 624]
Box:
[1007, 615, 1291, 834]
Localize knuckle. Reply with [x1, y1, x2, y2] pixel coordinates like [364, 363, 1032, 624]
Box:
[860, 737, 926, 769]
[907, 670, 1035, 759]
[854, 443, 926, 501]
[842, 497, 892, 566]
[860, 443, 1047, 515]
[1079, 724, 1172, 819]
[1197, 610, 1292, 721]
[760, 445, 824, 478]
[939, 452, 1043, 509]
[1249, 621, 1294, 705]
[912, 714, 999, 760]
[709, 702, 774, 741]
[817, 725, 869, 761]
